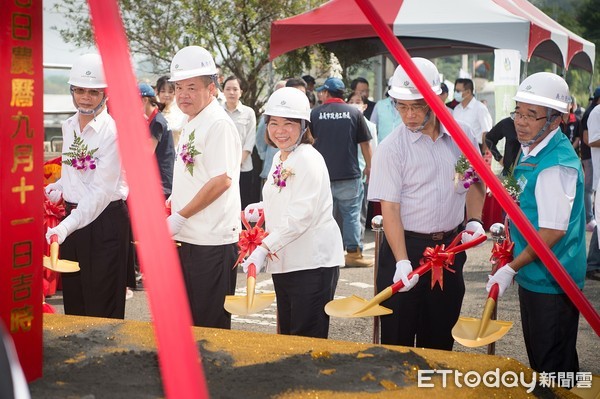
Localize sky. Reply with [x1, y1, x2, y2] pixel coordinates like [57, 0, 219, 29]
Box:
[43, 0, 93, 66]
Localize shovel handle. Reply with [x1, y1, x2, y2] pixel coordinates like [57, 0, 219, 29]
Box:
[247, 263, 256, 279]
[390, 263, 431, 294]
[447, 233, 487, 253]
[488, 283, 499, 302]
[50, 234, 58, 244]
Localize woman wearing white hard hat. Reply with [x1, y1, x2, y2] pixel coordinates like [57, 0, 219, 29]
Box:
[487, 72, 585, 377]
[44, 53, 130, 319]
[242, 87, 344, 338]
[367, 57, 485, 350]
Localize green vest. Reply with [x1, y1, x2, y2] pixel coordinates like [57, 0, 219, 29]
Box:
[511, 130, 586, 294]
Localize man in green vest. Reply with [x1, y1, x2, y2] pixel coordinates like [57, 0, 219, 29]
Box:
[487, 72, 585, 379]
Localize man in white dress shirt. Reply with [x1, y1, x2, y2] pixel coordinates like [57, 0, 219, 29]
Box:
[452, 78, 493, 152]
[368, 58, 485, 350]
[45, 54, 130, 319]
[165, 46, 242, 329]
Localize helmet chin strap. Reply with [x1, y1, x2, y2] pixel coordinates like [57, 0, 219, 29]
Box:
[519, 109, 557, 147]
[407, 108, 431, 133]
[281, 120, 307, 153]
[71, 86, 107, 118]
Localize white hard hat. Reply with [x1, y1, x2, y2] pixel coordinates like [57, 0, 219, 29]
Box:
[513, 72, 570, 113]
[169, 46, 218, 82]
[388, 57, 441, 100]
[264, 87, 311, 122]
[68, 53, 107, 88]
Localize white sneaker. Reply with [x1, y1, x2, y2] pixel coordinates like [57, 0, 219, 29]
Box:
[125, 288, 134, 300]
[586, 219, 597, 232]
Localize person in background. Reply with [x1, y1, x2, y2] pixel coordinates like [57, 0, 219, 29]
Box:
[561, 97, 581, 155]
[452, 78, 493, 153]
[302, 75, 317, 108]
[485, 116, 521, 176]
[347, 91, 378, 245]
[156, 75, 186, 147]
[370, 78, 402, 143]
[368, 58, 485, 350]
[350, 77, 376, 120]
[139, 83, 175, 198]
[45, 53, 130, 319]
[583, 87, 600, 280]
[487, 72, 585, 379]
[312, 77, 374, 268]
[223, 76, 258, 209]
[256, 80, 288, 188]
[166, 46, 242, 328]
[242, 87, 343, 338]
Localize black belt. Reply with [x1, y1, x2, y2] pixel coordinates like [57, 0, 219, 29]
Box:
[404, 225, 461, 241]
[65, 199, 124, 215]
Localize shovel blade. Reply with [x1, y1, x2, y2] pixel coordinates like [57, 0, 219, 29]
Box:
[452, 316, 513, 348]
[43, 256, 80, 273]
[224, 293, 275, 316]
[325, 295, 393, 318]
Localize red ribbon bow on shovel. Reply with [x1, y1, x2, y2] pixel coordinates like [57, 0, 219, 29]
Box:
[234, 211, 269, 268]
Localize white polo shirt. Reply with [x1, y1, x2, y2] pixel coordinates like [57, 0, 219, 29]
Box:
[261, 144, 344, 274]
[453, 98, 493, 144]
[171, 99, 242, 245]
[224, 102, 257, 172]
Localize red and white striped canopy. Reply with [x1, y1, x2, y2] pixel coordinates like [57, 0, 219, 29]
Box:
[270, 0, 595, 72]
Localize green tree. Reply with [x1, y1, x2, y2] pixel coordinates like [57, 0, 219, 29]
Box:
[53, 0, 327, 112]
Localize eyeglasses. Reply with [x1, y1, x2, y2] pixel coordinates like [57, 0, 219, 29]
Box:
[394, 100, 428, 114]
[72, 88, 104, 97]
[510, 111, 549, 123]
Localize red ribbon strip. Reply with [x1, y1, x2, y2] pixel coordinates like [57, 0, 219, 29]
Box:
[235, 211, 268, 268]
[86, 1, 209, 397]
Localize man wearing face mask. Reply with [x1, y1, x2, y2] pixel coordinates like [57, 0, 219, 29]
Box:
[486, 73, 585, 378]
[452, 78, 493, 153]
[368, 58, 486, 350]
[311, 77, 374, 268]
[44, 53, 130, 319]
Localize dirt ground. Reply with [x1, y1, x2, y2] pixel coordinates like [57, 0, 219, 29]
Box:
[28, 229, 599, 398]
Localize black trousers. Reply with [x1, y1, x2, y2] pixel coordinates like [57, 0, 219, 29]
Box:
[519, 286, 580, 376]
[377, 235, 466, 350]
[272, 267, 339, 339]
[60, 200, 130, 319]
[177, 242, 237, 329]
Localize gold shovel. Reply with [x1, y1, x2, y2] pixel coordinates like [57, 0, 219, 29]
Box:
[224, 263, 275, 316]
[452, 283, 513, 347]
[42, 234, 80, 273]
[325, 263, 431, 318]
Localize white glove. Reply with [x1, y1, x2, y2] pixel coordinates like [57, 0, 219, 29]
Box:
[46, 225, 68, 245]
[393, 260, 419, 292]
[461, 220, 486, 246]
[45, 182, 63, 203]
[167, 212, 187, 236]
[241, 246, 269, 274]
[244, 201, 264, 223]
[486, 265, 517, 297]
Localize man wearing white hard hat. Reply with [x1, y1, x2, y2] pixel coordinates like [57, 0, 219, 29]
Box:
[166, 46, 242, 329]
[487, 72, 585, 377]
[44, 53, 130, 319]
[368, 58, 485, 350]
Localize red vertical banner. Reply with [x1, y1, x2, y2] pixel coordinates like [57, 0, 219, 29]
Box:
[0, 0, 44, 381]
